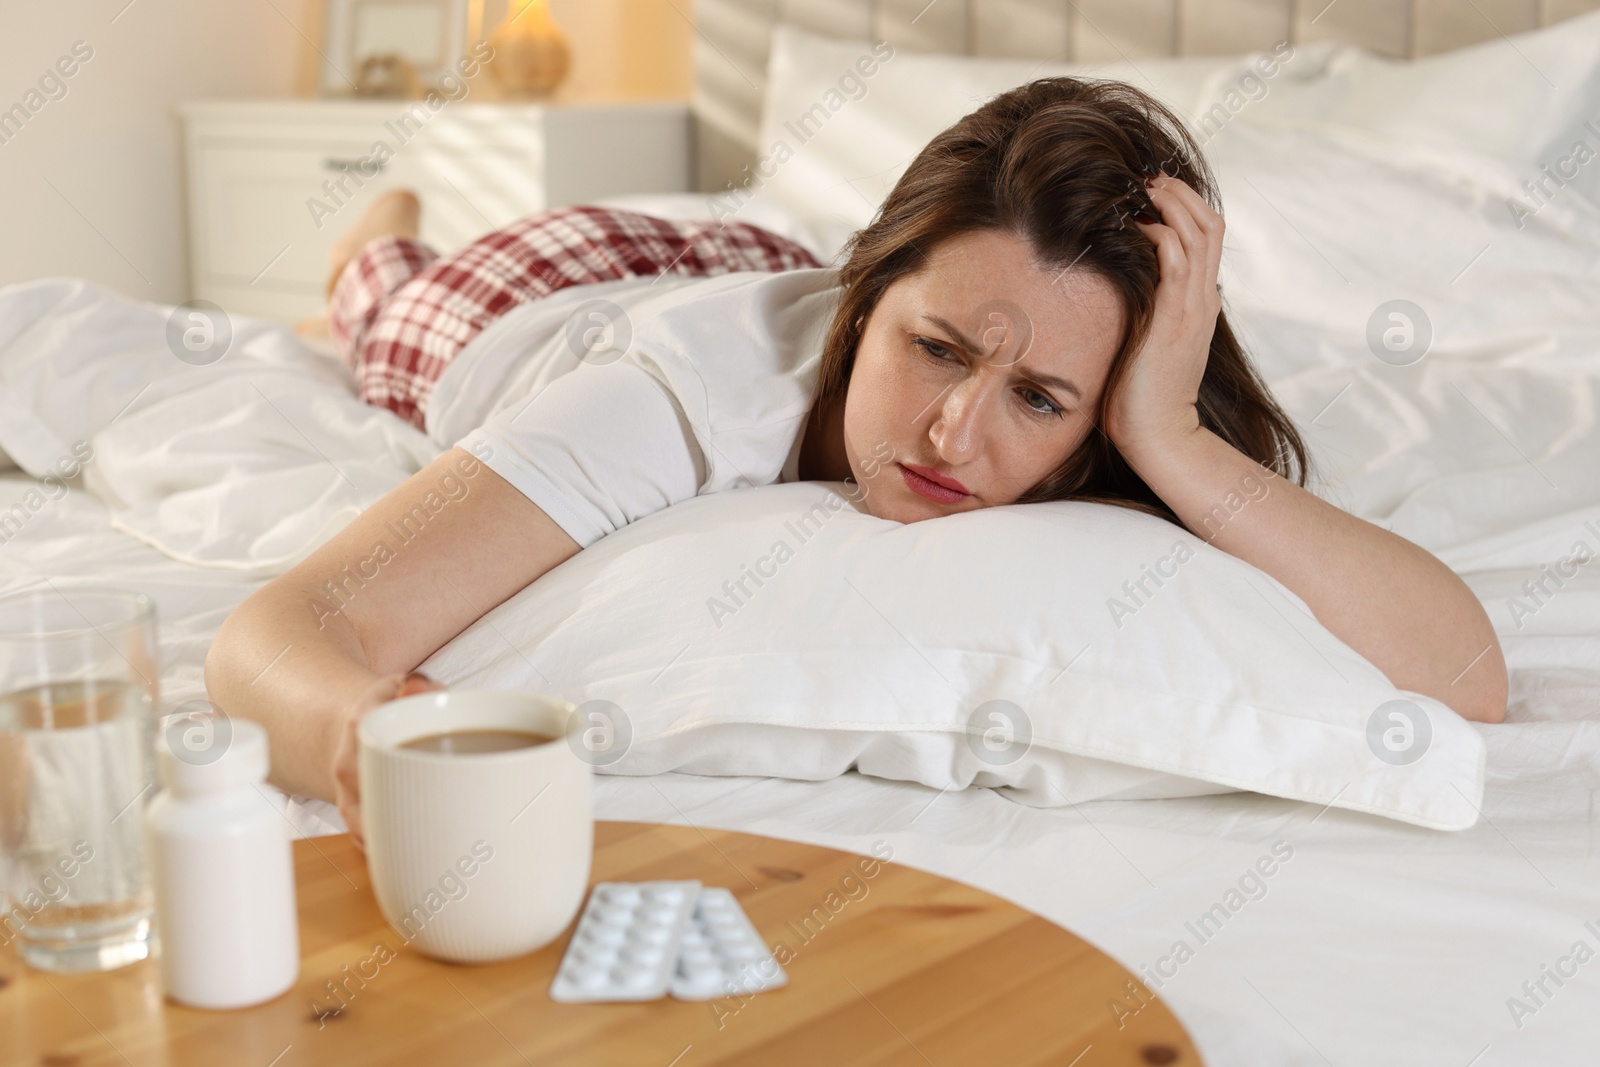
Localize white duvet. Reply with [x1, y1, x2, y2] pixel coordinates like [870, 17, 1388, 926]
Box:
[0, 277, 440, 576]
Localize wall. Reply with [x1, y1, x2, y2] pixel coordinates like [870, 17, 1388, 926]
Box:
[542, 0, 694, 102]
[0, 0, 692, 305]
[0, 1, 301, 303]
[299, 1, 694, 102]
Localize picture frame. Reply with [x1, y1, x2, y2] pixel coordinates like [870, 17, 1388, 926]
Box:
[317, 0, 471, 97]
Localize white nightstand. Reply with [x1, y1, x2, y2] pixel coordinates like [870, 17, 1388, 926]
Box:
[177, 99, 690, 323]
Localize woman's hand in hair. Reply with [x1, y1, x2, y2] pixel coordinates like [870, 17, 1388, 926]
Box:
[1105, 172, 1225, 460]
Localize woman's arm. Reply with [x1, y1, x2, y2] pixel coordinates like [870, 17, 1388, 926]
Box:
[204, 447, 582, 822]
[1116, 427, 1508, 723]
[1106, 171, 1507, 724]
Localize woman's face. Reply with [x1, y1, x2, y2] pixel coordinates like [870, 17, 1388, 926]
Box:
[842, 229, 1125, 523]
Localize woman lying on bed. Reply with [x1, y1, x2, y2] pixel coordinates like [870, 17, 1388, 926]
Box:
[205, 76, 1508, 847]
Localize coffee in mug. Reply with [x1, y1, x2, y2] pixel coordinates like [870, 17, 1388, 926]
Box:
[399, 729, 556, 754]
[358, 690, 592, 964]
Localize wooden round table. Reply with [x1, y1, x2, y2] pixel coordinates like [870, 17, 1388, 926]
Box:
[1, 821, 1202, 1066]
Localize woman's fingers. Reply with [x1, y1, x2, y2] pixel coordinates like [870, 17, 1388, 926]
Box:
[1146, 177, 1205, 260]
[1147, 175, 1224, 310]
[1137, 188, 1198, 304]
[333, 672, 408, 851]
[333, 713, 366, 851]
[398, 671, 443, 697]
[333, 698, 368, 850]
[1158, 177, 1216, 268]
[1164, 177, 1225, 305]
[1133, 217, 1188, 291]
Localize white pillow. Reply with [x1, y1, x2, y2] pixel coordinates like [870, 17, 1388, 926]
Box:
[1198, 119, 1600, 554]
[419, 480, 1487, 831]
[1182, 44, 1600, 563]
[1203, 118, 1600, 367]
[751, 24, 1349, 238]
[1218, 9, 1600, 213]
[751, 19, 1600, 284]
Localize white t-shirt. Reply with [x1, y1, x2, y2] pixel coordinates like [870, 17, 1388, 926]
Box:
[429, 268, 842, 549]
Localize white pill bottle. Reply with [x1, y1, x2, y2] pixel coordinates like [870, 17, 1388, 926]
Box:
[144, 711, 299, 1008]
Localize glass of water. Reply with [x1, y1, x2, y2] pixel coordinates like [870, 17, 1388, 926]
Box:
[0, 586, 159, 972]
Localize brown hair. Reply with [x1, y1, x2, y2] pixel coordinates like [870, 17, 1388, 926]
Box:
[814, 76, 1312, 524]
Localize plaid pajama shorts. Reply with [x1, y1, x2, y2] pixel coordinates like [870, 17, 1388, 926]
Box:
[327, 205, 825, 430]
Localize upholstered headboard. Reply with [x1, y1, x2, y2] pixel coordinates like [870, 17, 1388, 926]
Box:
[691, 0, 1600, 191]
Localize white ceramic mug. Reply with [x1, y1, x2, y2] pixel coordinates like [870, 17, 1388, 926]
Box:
[358, 690, 592, 964]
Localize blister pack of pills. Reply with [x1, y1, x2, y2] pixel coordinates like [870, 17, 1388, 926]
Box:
[549, 880, 701, 1002]
[549, 882, 788, 1004]
[669, 886, 788, 1001]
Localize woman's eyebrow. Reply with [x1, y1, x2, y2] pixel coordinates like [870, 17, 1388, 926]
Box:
[922, 313, 1084, 402]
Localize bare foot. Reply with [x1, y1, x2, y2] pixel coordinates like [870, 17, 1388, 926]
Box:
[293, 314, 331, 339]
[292, 314, 342, 361]
[325, 189, 422, 299]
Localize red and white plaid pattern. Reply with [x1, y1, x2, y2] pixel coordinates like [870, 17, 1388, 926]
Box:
[327, 205, 824, 430]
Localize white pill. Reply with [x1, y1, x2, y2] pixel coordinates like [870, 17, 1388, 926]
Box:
[624, 945, 665, 967]
[576, 943, 615, 965]
[573, 964, 608, 989]
[601, 885, 641, 906]
[584, 924, 625, 946]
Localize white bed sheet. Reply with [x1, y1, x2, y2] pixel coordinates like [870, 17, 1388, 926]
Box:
[3, 470, 1596, 1067]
